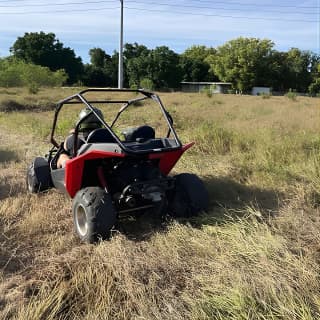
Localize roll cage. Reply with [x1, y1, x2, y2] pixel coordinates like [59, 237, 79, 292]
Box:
[50, 88, 182, 156]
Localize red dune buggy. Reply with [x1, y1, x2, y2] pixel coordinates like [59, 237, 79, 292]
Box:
[27, 89, 208, 243]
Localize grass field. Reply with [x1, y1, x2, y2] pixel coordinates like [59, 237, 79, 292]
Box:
[1, 88, 320, 319]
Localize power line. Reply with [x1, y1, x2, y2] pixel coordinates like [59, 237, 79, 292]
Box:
[188, 0, 318, 10]
[0, 6, 118, 14]
[125, 6, 318, 23]
[125, 0, 316, 15]
[0, 0, 117, 7]
[0, 0, 317, 22]
[0, 0, 317, 10]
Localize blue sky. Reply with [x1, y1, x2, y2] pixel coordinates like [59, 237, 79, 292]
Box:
[0, 0, 319, 63]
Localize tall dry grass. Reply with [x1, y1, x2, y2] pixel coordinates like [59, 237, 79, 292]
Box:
[0, 89, 320, 319]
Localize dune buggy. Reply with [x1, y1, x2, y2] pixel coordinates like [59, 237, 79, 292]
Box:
[26, 88, 208, 243]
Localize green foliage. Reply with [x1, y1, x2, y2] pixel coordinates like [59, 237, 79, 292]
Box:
[139, 78, 154, 90]
[28, 82, 39, 94]
[124, 44, 181, 89]
[285, 89, 297, 101]
[260, 92, 272, 99]
[5, 34, 320, 92]
[308, 63, 320, 96]
[200, 85, 216, 98]
[81, 65, 112, 87]
[308, 80, 320, 96]
[0, 58, 67, 87]
[148, 46, 182, 89]
[10, 31, 83, 84]
[206, 37, 275, 92]
[182, 45, 216, 61]
[180, 45, 217, 82]
[89, 47, 111, 69]
[190, 121, 255, 155]
[83, 48, 115, 87]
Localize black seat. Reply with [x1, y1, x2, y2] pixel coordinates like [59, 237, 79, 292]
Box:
[122, 125, 155, 142]
[86, 128, 116, 143]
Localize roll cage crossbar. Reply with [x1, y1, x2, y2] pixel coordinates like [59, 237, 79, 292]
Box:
[50, 88, 182, 155]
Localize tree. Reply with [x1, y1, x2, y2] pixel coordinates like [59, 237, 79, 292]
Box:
[83, 47, 116, 87]
[81, 65, 112, 87]
[89, 48, 111, 69]
[308, 63, 320, 95]
[206, 37, 275, 92]
[282, 48, 318, 92]
[123, 43, 150, 88]
[10, 32, 83, 84]
[147, 46, 181, 89]
[120, 43, 181, 89]
[180, 45, 217, 82]
[124, 42, 149, 60]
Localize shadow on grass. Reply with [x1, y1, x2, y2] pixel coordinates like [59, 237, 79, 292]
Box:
[184, 175, 283, 228]
[117, 175, 283, 241]
[0, 149, 19, 163]
[0, 175, 24, 200]
[204, 175, 282, 213]
[115, 213, 167, 242]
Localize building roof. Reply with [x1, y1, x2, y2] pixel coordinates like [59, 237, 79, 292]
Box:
[181, 82, 232, 85]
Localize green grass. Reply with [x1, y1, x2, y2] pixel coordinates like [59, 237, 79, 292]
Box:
[1, 88, 320, 319]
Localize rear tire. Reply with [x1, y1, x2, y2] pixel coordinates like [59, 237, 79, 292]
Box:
[170, 173, 208, 217]
[26, 157, 52, 193]
[72, 187, 117, 243]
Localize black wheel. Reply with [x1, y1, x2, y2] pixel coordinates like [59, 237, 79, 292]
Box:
[26, 157, 52, 193]
[169, 173, 209, 217]
[72, 187, 117, 243]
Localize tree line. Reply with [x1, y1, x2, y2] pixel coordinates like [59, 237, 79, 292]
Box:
[1, 31, 319, 95]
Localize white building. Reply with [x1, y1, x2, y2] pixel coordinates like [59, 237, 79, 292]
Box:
[181, 82, 232, 94]
[252, 87, 271, 95]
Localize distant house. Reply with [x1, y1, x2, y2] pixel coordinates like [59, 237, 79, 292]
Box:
[181, 82, 232, 94]
[252, 87, 271, 95]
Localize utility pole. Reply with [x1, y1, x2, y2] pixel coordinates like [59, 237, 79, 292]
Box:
[118, 0, 124, 89]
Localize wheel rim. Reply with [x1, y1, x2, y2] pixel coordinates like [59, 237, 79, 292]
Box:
[27, 174, 34, 192]
[75, 204, 88, 237]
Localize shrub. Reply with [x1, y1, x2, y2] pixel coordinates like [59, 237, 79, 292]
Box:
[261, 92, 271, 99]
[0, 58, 67, 88]
[139, 78, 154, 90]
[308, 80, 320, 96]
[200, 86, 212, 98]
[28, 82, 39, 94]
[285, 89, 297, 101]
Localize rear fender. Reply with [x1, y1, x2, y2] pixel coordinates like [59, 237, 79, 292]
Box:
[148, 142, 194, 175]
[65, 150, 125, 198]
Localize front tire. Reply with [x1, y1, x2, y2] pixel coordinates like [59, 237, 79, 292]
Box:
[169, 173, 209, 217]
[72, 187, 117, 243]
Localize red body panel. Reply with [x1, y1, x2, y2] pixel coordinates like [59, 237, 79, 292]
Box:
[148, 142, 194, 175]
[65, 150, 125, 198]
[65, 143, 194, 198]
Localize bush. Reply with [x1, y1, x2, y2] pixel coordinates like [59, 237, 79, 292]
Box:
[308, 80, 320, 96]
[0, 58, 67, 88]
[200, 86, 210, 98]
[285, 89, 297, 101]
[261, 92, 272, 99]
[139, 78, 154, 90]
[28, 82, 39, 94]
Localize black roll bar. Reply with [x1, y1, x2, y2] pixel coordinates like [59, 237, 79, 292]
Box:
[50, 88, 182, 154]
